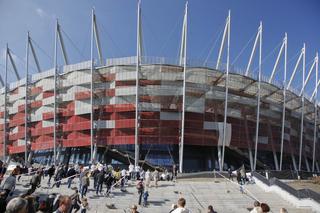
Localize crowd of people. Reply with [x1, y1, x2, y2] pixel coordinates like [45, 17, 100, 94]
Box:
[0, 160, 294, 213]
[0, 161, 180, 213]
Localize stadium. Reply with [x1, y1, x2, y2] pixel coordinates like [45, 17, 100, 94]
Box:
[0, 3, 319, 173]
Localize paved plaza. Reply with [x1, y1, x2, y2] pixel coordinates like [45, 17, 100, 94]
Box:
[10, 175, 315, 213]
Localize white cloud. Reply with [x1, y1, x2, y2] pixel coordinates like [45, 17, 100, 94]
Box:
[35, 7, 56, 20]
[36, 8, 47, 18]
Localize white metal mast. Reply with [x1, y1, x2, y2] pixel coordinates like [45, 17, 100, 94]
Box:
[135, 0, 143, 168]
[253, 22, 262, 171]
[53, 20, 58, 166]
[179, 1, 188, 173]
[217, 11, 231, 172]
[90, 8, 95, 164]
[286, 45, 305, 171]
[53, 20, 69, 165]
[270, 33, 287, 171]
[90, 8, 104, 163]
[298, 43, 306, 171]
[245, 23, 262, 170]
[269, 34, 287, 170]
[24, 32, 30, 166]
[312, 52, 319, 172]
[3, 45, 21, 162]
[3, 44, 8, 162]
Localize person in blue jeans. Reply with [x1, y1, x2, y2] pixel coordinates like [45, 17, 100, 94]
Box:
[81, 172, 89, 198]
[143, 190, 149, 207]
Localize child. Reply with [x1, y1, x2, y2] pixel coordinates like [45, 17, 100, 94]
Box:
[143, 190, 149, 207]
[80, 197, 89, 213]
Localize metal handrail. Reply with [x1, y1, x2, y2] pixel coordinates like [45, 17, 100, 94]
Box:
[252, 171, 320, 203]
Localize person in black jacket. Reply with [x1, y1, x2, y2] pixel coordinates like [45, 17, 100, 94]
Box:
[104, 173, 114, 197]
[91, 168, 99, 190]
[67, 166, 77, 189]
[47, 165, 56, 186]
[95, 170, 105, 195]
[53, 166, 66, 188]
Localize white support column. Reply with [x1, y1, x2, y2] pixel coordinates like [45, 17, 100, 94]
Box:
[298, 43, 306, 171]
[221, 11, 231, 171]
[217, 146, 222, 170]
[244, 113, 254, 171]
[245, 27, 260, 77]
[7, 50, 20, 80]
[29, 39, 41, 73]
[93, 14, 104, 65]
[279, 33, 287, 171]
[305, 155, 310, 172]
[248, 148, 254, 171]
[179, 1, 188, 173]
[57, 24, 69, 65]
[24, 32, 30, 166]
[215, 11, 229, 70]
[90, 9, 95, 164]
[135, 0, 143, 168]
[253, 22, 262, 171]
[312, 53, 318, 172]
[291, 153, 298, 171]
[3, 44, 8, 162]
[287, 47, 304, 90]
[273, 150, 279, 170]
[53, 20, 58, 166]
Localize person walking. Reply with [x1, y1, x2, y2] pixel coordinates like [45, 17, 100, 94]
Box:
[104, 173, 114, 196]
[142, 190, 149, 207]
[136, 179, 144, 205]
[145, 170, 151, 187]
[67, 166, 77, 188]
[91, 168, 99, 190]
[153, 169, 159, 188]
[78, 166, 85, 192]
[53, 166, 66, 188]
[2, 171, 17, 198]
[70, 189, 81, 213]
[26, 170, 41, 195]
[95, 170, 105, 195]
[172, 164, 178, 181]
[81, 172, 90, 198]
[129, 163, 134, 180]
[47, 165, 55, 186]
[121, 168, 127, 190]
[228, 168, 233, 181]
[240, 165, 246, 184]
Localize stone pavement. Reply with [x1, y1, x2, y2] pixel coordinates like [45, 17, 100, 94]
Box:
[13, 175, 314, 213]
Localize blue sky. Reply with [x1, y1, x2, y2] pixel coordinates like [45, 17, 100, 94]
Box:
[0, 0, 320, 97]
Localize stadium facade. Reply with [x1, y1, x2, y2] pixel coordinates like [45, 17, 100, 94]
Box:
[0, 2, 319, 172]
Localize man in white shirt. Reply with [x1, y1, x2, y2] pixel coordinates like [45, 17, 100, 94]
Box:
[171, 198, 190, 213]
[128, 164, 134, 180]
